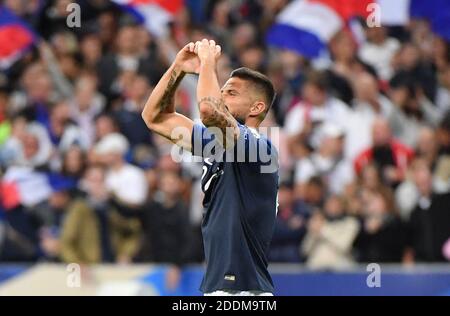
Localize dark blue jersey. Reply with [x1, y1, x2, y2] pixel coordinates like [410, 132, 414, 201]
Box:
[192, 123, 279, 293]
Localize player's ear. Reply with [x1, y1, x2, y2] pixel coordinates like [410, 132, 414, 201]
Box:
[249, 101, 266, 118]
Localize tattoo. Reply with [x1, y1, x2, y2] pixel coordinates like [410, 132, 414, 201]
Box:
[160, 69, 185, 112]
[198, 96, 225, 107]
[198, 96, 238, 146]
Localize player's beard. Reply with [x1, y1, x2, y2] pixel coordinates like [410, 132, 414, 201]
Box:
[232, 113, 246, 125]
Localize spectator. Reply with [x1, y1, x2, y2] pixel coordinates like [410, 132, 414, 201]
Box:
[328, 30, 376, 104]
[392, 42, 437, 102]
[93, 113, 119, 143]
[406, 162, 450, 262]
[354, 163, 385, 199]
[435, 65, 450, 114]
[207, 0, 234, 54]
[38, 175, 75, 261]
[69, 73, 106, 147]
[395, 159, 436, 221]
[229, 22, 257, 58]
[294, 123, 354, 195]
[345, 72, 394, 160]
[353, 189, 406, 263]
[259, 110, 293, 178]
[238, 45, 266, 73]
[97, 24, 163, 101]
[415, 127, 439, 170]
[296, 176, 326, 209]
[137, 170, 191, 291]
[266, 61, 296, 126]
[285, 70, 351, 158]
[93, 133, 148, 208]
[114, 75, 154, 147]
[269, 181, 310, 263]
[60, 145, 87, 184]
[79, 34, 103, 69]
[395, 127, 447, 219]
[434, 111, 450, 192]
[47, 101, 89, 153]
[328, 30, 357, 104]
[22, 72, 58, 125]
[60, 165, 141, 264]
[35, 173, 75, 229]
[138, 170, 190, 265]
[302, 195, 359, 270]
[387, 71, 440, 147]
[1, 117, 52, 168]
[354, 118, 414, 187]
[358, 26, 401, 81]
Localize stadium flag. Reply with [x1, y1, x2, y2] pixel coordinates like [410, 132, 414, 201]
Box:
[372, 0, 450, 40]
[266, 0, 450, 59]
[110, 0, 184, 37]
[0, 6, 38, 70]
[410, 0, 450, 41]
[266, 0, 345, 59]
[0, 167, 52, 210]
[374, 0, 450, 32]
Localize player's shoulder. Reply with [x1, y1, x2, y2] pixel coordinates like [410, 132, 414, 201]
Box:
[239, 124, 260, 139]
[239, 123, 266, 145]
[238, 123, 278, 156]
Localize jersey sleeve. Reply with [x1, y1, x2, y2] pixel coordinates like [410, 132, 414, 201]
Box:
[191, 123, 217, 158]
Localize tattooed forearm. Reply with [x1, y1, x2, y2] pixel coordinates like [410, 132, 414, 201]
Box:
[198, 96, 229, 113]
[142, 63, 187, 126]
[198, 96, 238, 145]
[159, 69, 185, 112]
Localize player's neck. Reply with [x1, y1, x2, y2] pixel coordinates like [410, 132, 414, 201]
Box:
[244, 118, 260, 129]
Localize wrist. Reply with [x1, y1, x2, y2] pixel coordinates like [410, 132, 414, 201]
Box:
[171, 61, 185, 76]
[200, 56, 216, 68]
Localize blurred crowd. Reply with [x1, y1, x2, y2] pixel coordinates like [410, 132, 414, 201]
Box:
[1, 0, 450, 272]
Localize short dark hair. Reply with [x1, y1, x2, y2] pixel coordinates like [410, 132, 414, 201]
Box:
[230, 67, 276, 119]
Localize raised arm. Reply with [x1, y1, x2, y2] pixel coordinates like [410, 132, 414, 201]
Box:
[141, 43, 199, 151]
[195, 39, 239, 148]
